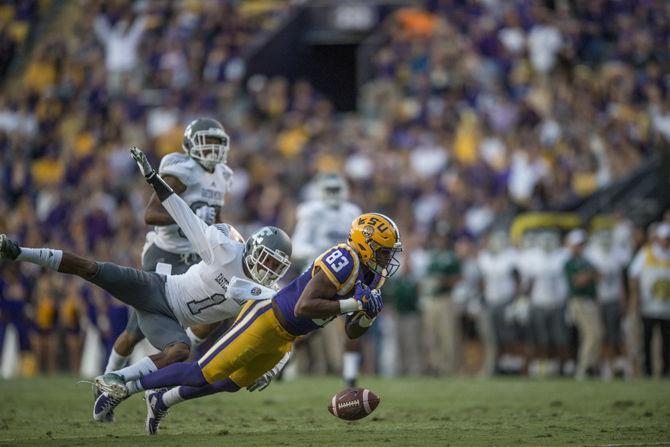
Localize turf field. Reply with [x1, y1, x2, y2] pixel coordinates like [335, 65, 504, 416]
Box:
[0, 376, 668, 446]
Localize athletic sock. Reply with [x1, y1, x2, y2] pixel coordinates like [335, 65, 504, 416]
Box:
[343, 352, 361, 384]
[17, 248, 62, 270]
[104, 349, 129, 374]
[162, 387, 185, 408]
[114, 357, 158, 383]
[126, 379, 144, 395]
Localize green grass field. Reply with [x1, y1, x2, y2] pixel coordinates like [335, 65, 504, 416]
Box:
[0, 376, 669, 446]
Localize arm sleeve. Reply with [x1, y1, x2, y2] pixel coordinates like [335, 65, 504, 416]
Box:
[162, 194, 214, 264]
[313, 245, 360, 296]
[128, 15, 147, 42]
[93, 16, 111, 43]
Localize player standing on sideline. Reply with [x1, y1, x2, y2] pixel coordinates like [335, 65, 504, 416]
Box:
[585, 229, 630, 379]
[105, 146, 401, 435]
[628, 223, 670, 377]
[101, 117, 234, 422]
[292, 173, 362, 385]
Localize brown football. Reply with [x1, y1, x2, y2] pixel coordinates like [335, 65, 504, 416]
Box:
[327, 387, 380, 421]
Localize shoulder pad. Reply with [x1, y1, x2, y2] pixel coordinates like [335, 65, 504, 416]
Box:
[218, 163, 233, 178]
[159, 153, 196, 184]
[313, 244, 360, 296]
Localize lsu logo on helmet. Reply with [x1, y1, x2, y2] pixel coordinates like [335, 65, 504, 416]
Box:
[348, 213, 402, 278]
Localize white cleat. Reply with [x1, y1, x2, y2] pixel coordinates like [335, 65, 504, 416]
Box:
[94, 373, 129, 400]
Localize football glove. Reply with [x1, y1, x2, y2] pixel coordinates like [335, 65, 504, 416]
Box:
[247, 371, 274, 392]
[195, 205, 216, 225]
[129, 146, 155, 180]
[353, 281, 384, 319]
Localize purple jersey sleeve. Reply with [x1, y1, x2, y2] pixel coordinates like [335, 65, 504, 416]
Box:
[313, 244, 360, 296]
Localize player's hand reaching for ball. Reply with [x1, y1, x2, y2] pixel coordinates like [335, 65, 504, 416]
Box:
[129, 146, 156, 180]
[353, 281, 383, 319]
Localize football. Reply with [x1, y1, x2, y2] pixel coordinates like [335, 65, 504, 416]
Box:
[327, 387, 380, 421]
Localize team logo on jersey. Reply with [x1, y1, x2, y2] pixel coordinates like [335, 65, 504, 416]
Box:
[362, 225, 374, 239]
[251, 287, 262, 296]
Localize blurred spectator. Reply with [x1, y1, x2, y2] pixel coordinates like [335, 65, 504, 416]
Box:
[0, 21, 16, 78]
[60, 281, 85, 374]
[628, 223, 670, 377]
[423, 230, 461, 375]
[386, 257, 422, 376]
[31, 276, 58, 373]
[93, 11, 147, 91]
[564, 229, 602, 380]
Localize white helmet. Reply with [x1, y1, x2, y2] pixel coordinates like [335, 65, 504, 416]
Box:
[317, 173, 348, 208]
[182, 117, 230, 171]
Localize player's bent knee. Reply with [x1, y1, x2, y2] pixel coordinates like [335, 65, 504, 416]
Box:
[164, 342, 191, 363]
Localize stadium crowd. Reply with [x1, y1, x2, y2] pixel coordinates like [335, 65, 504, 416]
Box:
[1, 0, 670, 380]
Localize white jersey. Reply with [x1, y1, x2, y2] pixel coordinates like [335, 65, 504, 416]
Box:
[478, 249, 518, 305]
[629, 244, 670, 319]
[152, 152, 233, 254]
[292, 200, 361, 260]
[160, 194, 252, 327]
[585, 244, 627, 304]
[526, 248, 569, 308]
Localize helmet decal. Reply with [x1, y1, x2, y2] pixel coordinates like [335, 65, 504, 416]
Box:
[362, 225, 374, 239]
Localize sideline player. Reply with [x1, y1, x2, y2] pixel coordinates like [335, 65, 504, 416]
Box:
[0, 147, 292, 420]
[106, 148, 402, 435]
[107, 118, 233, 381]
[292, 173, 362, 385]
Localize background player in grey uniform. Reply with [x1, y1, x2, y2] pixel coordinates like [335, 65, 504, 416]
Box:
[585, 229, 630, 379]
[291, 173, 362, 385]
[477, 231, 520, 376]
[106, 117, 233, 385]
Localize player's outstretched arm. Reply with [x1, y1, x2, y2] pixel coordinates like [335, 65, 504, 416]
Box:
[130, 146, 214, 263]
[294, 270, 342, 319]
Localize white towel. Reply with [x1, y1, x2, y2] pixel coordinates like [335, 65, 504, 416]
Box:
[226, 276, 277, 301]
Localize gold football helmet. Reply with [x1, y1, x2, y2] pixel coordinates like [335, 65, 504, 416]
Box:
[348, 213, 402, 277]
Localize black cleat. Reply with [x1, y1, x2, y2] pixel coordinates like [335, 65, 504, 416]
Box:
[0, 234, 20, 261]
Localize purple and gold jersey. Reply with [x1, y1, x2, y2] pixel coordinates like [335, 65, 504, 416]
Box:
[273, 243, 385, 336]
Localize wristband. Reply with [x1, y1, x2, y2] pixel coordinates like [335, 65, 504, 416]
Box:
[339, 298, 362, 314]
[148, 173, 174, 201]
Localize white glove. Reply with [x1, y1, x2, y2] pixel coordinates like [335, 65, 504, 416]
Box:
[195, 205, 216, 225]
[247, 370, 274, 392]
[247, 351, 292, 392]
[129, 146, 155, 179]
